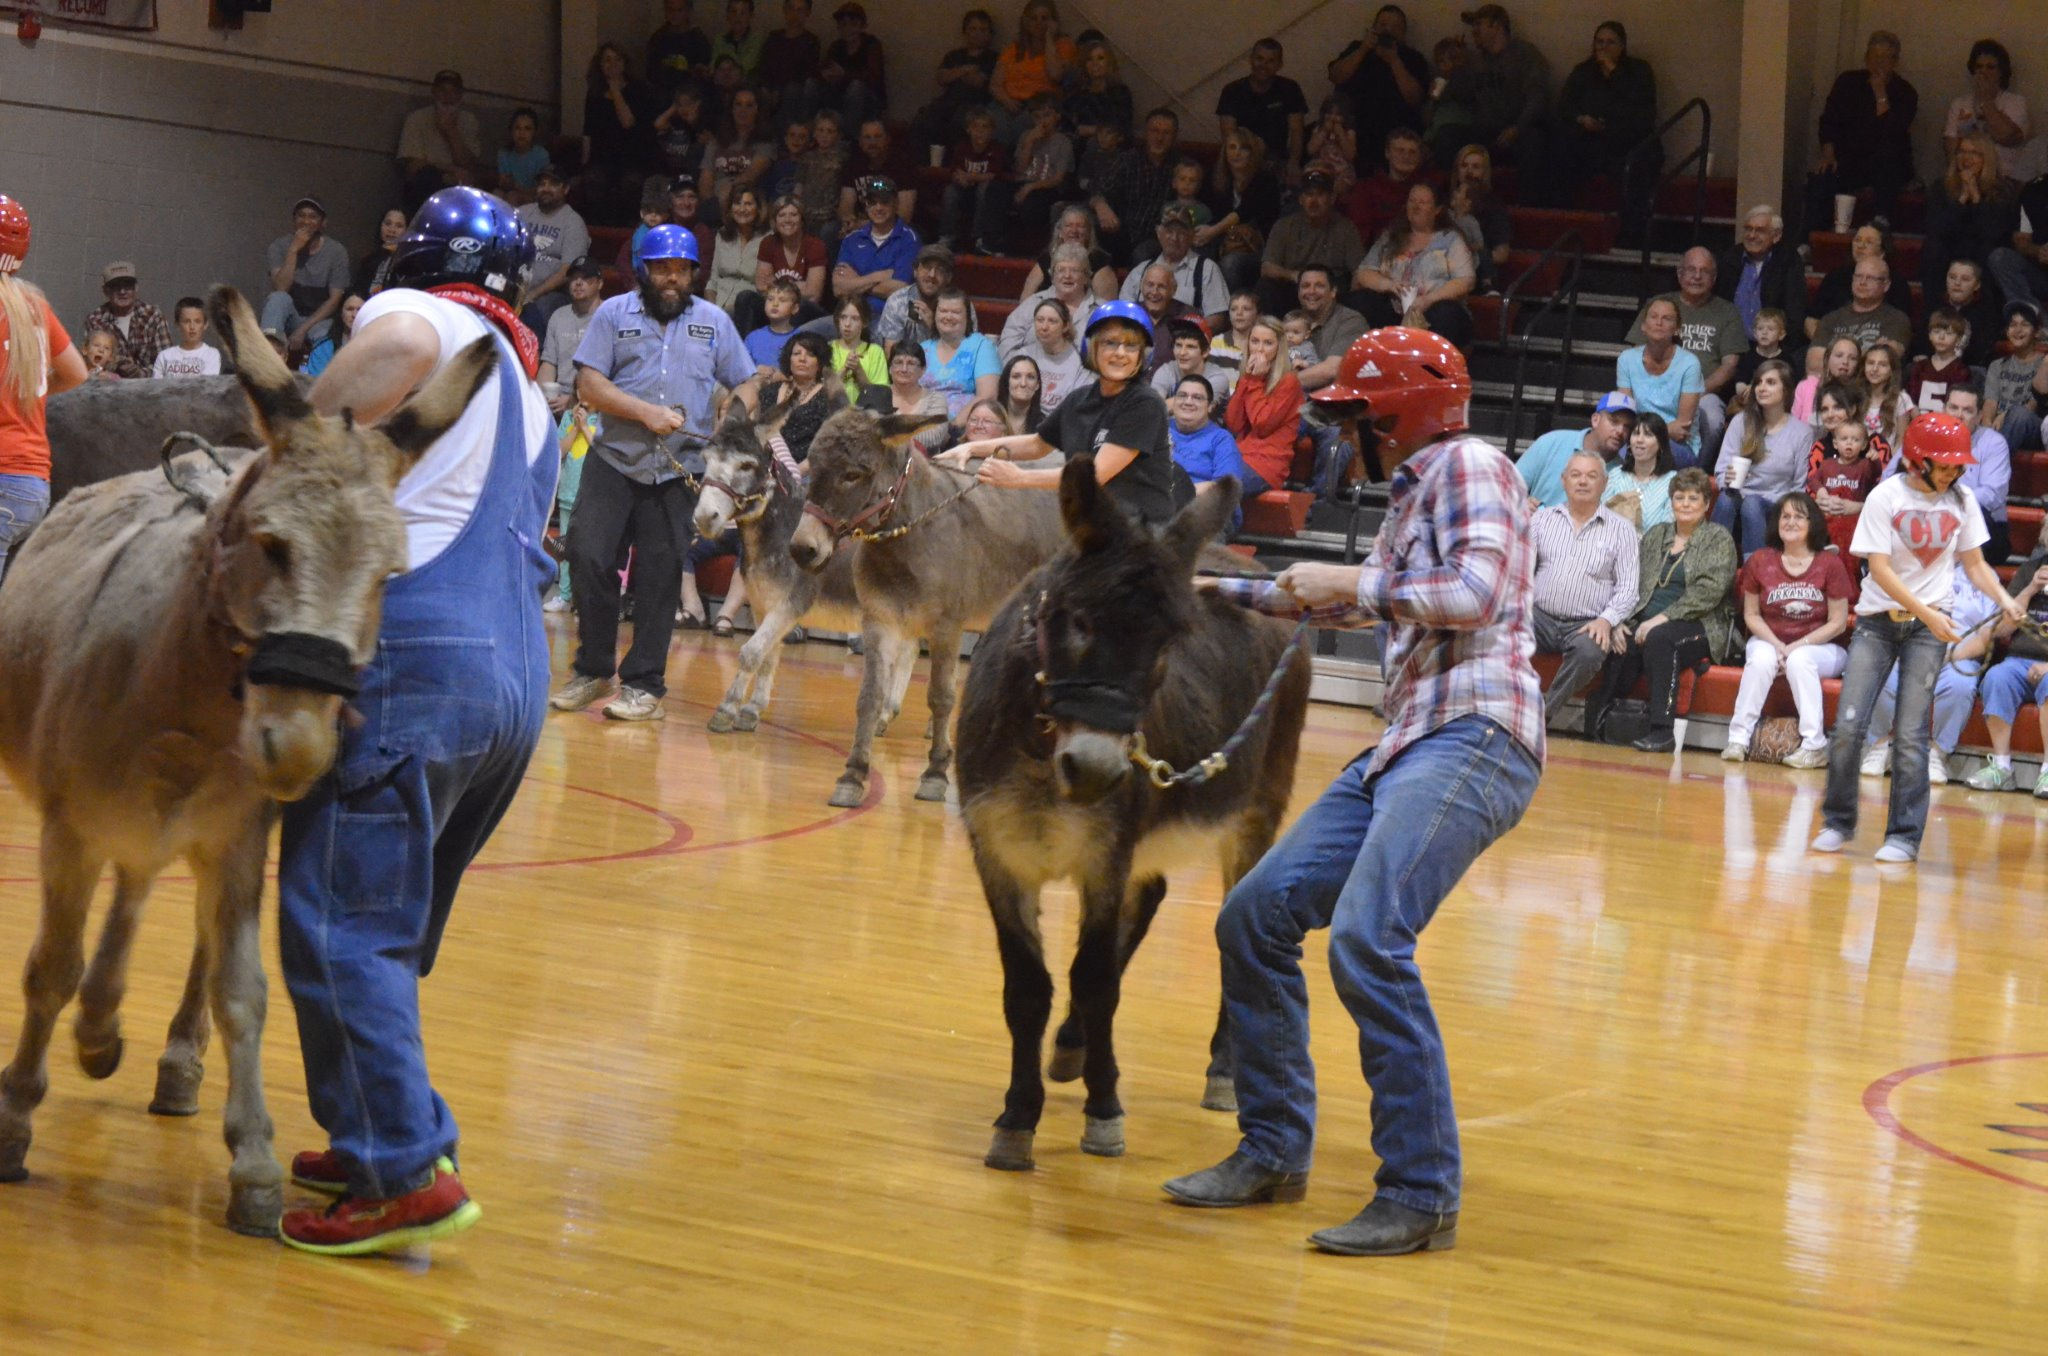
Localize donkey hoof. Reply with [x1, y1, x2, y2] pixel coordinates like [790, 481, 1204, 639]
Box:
[707, 708, 738, 733]
[733, 707, 761, 732]
[149, 1058, 204, 1117]
[76, 1033, 124, 1081]
[1081, 1115, 1126, 1158]
[1046, 1043, 1086, 1083]
[985, 1127, 1036, 1172]
[828, 779, 866, 809]
[914, 774, 949, 802]
[226, 1182, 283, 1237]
[0, 1127, 30, 1183]
[1201, 1074, 1238, 1114]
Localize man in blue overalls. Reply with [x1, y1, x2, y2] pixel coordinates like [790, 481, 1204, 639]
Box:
[275, 187, 559, 1255]
[550, 224, 759, 721]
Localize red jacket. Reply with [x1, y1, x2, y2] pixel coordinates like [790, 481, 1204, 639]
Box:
[1225, 370, 1304, 487]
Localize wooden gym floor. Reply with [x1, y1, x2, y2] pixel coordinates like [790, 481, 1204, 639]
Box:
[0, 621, 2044, 1353]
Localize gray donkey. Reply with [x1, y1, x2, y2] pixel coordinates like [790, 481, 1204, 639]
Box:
[0, 286, 493, 1235]
[788, 409, 1069, 807]
[692, 397, 879, 734]
[955, 464, 1309, 1172]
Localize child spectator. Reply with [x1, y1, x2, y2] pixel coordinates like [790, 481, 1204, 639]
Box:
[1806, 417, 1883, 557]
[1733, 307, 1789, 403]
[1860, 341, 1912, 450]
[1074, 121, 1127, 212]
[1906, 307, 1970, 412]
[82, 331, 123, 382]
[829, 294, 889, 392]
[1164, 156, 1212, 231]
[1983, 301, 2042, 442]
[498, 108, 551, 205]
[819, 2, 887, 131]
[1009, 94, 1074, 248]
[1281, 310, 1315, 373]
[761, 117, 812, 200]
[1149, 315, 1234, 404]
[1303, 96, 1358, 198]
[626, 177, 675, 272]
[653, 82, 711, 184]
[544, 402, 598, 614]
[797, 109, 851, 243]
[913, 10, 999, 148]
[746, 279, 803, 374]
[1167, 373, 1254, 529]
[937, 107, 1009, 255]
[152, 298, 222, 378]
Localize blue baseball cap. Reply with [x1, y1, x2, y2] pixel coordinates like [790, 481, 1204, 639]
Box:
[1594, 392, 1636, 414]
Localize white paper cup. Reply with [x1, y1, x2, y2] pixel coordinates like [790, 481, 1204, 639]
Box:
[929, 144, 945, 168]
[1832, 193, 1856, 234]
[1728, 455, 1752, 490]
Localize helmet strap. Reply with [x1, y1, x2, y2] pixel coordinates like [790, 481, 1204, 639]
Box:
[427, 283, 539, 378]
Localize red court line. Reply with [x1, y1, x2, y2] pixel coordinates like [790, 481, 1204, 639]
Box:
[1863, 1053, 2048, 1195]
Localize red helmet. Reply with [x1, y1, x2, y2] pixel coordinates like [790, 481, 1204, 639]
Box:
[0, 195, 28, 273]
[1902, 410, 1976, 475]
[1311, 326, 1471, 455]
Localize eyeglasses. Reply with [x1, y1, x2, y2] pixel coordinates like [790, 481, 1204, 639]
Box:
[1092, 336, 1146, 354]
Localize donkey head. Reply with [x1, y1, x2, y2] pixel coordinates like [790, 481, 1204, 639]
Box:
[786, 408, 946, 571]
[205, 285, 494, 801]
[1036, 458, 1239, 804]
[693, 395, 780, 539]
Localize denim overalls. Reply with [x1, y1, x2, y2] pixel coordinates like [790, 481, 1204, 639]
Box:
[277, 337, 556, 1198]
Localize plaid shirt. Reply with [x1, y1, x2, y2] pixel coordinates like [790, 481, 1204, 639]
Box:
[1216, 433, 1546, 775]
[83, 303, 173, 380]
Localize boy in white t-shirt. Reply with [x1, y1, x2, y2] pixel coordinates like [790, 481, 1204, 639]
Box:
[1813, 411, 2025, 863]
[151, 297, 222, 378]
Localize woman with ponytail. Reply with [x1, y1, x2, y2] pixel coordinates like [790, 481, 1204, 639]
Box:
[0, 195, 88, 574]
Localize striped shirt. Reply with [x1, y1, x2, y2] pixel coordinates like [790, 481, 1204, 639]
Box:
[1216, 434, 1546, 775]
[1529, 502, 1642, 626]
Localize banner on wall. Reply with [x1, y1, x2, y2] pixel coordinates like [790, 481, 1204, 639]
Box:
[2, 0, 158, 31]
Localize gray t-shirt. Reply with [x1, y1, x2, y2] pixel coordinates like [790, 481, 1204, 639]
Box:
[1308, 303, 1368, 362]
[515, 203, 592, 283]
[1262, 212, 1366, 279]
[542, 302, 596, 376]
[264, 234, 351, 316]
[1626, 293, 1748, 374]
[1812, 302, 1913, 357]
[1984, 352, 2040, 418]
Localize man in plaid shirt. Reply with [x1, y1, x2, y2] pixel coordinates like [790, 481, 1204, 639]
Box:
[1164, 327, 1545, 1257]
[82, 262, 172, 379]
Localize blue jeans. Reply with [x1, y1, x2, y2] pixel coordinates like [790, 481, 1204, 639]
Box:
[1823, 614, 1946, 848]
[1866, 660, 1981, 753]
[1709, 487, 1775, 557]
[0, 472, 50, 576]
[1215, 716, 1541, 1213]
[1979, 654, 2048, 724]
[259, 291, 332, 345]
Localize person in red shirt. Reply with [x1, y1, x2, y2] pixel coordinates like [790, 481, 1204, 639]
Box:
[1806, 417, 1883, 558]
[1724, 492, 1856, 764]
[1224, 313, 1305, 492]
[1342, 126, 1441, 253]
[0, 196, 89, 574]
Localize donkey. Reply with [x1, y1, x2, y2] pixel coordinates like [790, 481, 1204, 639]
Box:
[48, 373, 271, 503]
[692, 396, 875, 734]
[788, 409, 1069, 807]
[0, 286, 493, 1236]
[955, 462, 1310, 1172]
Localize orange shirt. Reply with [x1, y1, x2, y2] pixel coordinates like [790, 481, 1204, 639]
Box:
[0, 291, 71, 480]
[996, 37, 1077, 103]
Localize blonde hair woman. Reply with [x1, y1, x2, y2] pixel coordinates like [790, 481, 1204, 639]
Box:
[1223, 315, 1305, 495]
[0, 196, 88, 573]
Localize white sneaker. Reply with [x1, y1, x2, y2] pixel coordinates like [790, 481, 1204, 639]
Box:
[1874, 841, 1918, 864]
[1927, 750, 1948, 785]
[1860, 744, 1890, 777]
[549, 673, 613, 711]
[603, 685, 666, 721]
[1720, 739, 1747, 763]
[1784, 745, 1829, 770]
[1810, 828, 1849, 854]
[542, 595, 569, 614]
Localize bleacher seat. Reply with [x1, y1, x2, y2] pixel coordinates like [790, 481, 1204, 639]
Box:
[2015, 452, 2048, 501]
[1239, 491, 1312, 538]
[2012, 506, 2044, 558]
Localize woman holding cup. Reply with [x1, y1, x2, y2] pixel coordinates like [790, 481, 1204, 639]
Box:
[1712, 360, 1812, 557]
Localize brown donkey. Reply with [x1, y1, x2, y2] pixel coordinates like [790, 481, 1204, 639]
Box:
[0, 286, 493, 1235]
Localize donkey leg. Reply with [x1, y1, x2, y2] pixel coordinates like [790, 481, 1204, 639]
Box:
[830, 620, 898, 807]
[1048, 875, 1166, 1082]
[150, 934, 212, 1117]
[914, 623, 964, 802]
[0, 820, 103, 1182]
[982, 863, 1050, 1171]
[730, 600, 798, 732]
[1071, 873, 1139, 1159]
[72, 867, 154, 1080]
[196, 826, 282, 1236]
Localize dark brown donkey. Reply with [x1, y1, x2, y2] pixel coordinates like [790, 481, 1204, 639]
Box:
[0, 286, 492, 1235]
[955, 462, 1311, 1172]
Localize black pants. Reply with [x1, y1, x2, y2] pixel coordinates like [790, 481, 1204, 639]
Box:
[1803, 150, 1912, 236]
[1350, 290, 1475, 351]
[567, 454, 699, 696]
[1594, 618, 1711, 730]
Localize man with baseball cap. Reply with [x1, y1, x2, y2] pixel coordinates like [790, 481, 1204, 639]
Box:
[1119, 205, 1228, 316]
[515, 163, 593, 334]
[834, 172, 920, 314]
[1514, 391, 1636, 507]
[261, 196, 352, 356]
[397, 68, 485, 211]
[82, 260, 171, 379]
[538, 257, 608, 415]
[1259, 167, 1366, 315]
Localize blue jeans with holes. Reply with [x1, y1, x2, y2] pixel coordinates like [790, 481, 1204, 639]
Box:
[1214, 716, 1541, 1213]
[1823, 613, 1945, 849]
[0, 472, 50, 578]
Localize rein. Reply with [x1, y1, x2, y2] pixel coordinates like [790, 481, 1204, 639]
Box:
[704, 436, 804, 525]
[803, 444, 981, 544]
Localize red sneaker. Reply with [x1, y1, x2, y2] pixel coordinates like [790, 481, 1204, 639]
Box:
[280, 1158, 481, 1256]
[290, 1148, 350, 1196]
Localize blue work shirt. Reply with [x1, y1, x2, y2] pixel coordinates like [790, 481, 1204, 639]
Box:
[573, 289, 754, 484]
[836, 220, 921, 314]
[1170, 420, 1254, 531]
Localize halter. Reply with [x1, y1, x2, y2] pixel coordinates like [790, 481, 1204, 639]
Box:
[802, 443, 982, 544]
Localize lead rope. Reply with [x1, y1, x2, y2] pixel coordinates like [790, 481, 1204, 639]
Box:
[1124, 613, 1310, 789]
[847, 451, 983, 544]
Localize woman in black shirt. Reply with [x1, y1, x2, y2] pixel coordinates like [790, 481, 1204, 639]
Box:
[934, 301, 1184, 525]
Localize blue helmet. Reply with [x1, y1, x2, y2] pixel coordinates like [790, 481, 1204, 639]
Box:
[1081, 299, 1155, 357]
[389, 187, 536, 306]
[638, 223, 700, 274]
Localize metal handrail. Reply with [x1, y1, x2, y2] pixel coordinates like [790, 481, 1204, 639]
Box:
[1625, 98, 1713, 301]
[1501, 229, 1587, 461]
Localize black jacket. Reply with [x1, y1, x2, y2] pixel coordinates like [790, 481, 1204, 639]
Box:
[1715, 240, 1806, 339]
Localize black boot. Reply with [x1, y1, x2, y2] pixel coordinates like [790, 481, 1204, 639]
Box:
[1631, 727, 1676, 753]
[1162, 1149, 1308, 1207]
[1309, 1197, 1458, 1256]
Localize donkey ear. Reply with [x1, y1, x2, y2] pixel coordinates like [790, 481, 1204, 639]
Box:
[874, 411, 949, 446]
[210, 284, 310, 446]
[1058, 455, 1127, 553]
[1161, 475, 1240, 569]
[375, 336, 497, 484]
